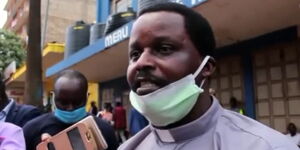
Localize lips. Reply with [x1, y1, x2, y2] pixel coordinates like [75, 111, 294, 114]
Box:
[132, 70, 170, 96]
[136, 81, 160, 95]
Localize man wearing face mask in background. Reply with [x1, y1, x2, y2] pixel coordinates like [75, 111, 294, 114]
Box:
[119, 3, 298, 150]
[23, 70, 119, 150]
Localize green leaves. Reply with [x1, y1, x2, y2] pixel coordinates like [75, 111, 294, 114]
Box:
[0, 29, 26, 73]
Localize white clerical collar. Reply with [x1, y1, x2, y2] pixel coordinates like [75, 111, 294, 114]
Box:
[151, 96, 222, 143]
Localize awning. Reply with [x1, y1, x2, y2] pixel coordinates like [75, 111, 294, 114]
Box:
[46, 0, 300, 82]
[7, 43, 64, 85]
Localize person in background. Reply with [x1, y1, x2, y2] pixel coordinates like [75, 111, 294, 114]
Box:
[118, 2, 298, 150]
[23, 70, 118, 150]
[0, 74, 42, 127]
[286, 123, 300, 148]
[129, 108, 149, 136]
[113, 101, 127, 143]
[229, 96, 245, 115]
[89, 101, 98, 116]
[0, 122, 25, 149]
[98, 102, 114, 126]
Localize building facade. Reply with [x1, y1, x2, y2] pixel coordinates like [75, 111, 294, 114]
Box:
[4, 0, 29, 40]
[4, 0, 96, 44]
[13, 0, 300, 132]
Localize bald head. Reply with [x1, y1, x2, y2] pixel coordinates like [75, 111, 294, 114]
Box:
[54, 70, 88, 111]
[55, 77, 85, 93]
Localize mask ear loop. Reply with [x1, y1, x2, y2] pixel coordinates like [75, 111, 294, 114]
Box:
[50, 91, 57, 111]
[199, 79, 206, 88]
[193, 56, 211, 78]
[193, 56, 211, 88]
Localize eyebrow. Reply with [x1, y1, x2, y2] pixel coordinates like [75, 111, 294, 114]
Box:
[129, 36, 177, 49]
[129, 42, 140, 50]
[153, 36, 175, 42]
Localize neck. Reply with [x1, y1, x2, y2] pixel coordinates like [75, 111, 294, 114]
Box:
[160, 87, 212, 129]
[0, 98, 10, 110]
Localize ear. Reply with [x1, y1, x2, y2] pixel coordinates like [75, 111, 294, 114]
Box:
[201, 57, 216, 77]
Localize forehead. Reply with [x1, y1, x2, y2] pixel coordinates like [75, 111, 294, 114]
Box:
[130, 11, 186, 44]
[55, 77, 81, 92]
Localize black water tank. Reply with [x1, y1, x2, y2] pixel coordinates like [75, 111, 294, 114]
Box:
[89, 23, 106, 45]
[104, 9, 136, 35]
[65, 21, 90, 59]
[138, 0, 170, 13]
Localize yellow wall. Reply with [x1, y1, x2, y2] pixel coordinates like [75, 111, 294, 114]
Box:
[44, 79, 54, 93]
[86, 83, 99, 111]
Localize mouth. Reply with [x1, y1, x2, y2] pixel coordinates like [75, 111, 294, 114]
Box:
[136, 80, 161, 95]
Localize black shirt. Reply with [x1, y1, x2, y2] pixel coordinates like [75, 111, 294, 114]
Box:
[23, 113, 119, 150]
[91, 106, 98, 116]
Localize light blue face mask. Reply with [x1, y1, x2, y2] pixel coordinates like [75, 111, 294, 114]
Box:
[54, 106, 87, 124]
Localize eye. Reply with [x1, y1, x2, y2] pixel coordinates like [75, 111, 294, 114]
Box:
[129, 50, 141, 61]
[157, 44, 174, 54]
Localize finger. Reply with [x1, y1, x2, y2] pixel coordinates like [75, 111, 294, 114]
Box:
[41, 133, 52, 142]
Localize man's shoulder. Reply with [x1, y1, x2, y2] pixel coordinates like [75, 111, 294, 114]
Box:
[17, 103, 38, 109]
[6, 102, 42, 127]
[14, 103, 41, 114]
[219, 110, 297, 149]
[23, 113, 53, 127]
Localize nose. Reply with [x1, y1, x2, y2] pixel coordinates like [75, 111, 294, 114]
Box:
[134, 49, 155, 71]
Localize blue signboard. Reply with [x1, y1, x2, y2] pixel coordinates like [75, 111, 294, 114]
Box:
[46, 22, 134, 77]
[46, 1, 208, 77]
[104, 22, 133, 48]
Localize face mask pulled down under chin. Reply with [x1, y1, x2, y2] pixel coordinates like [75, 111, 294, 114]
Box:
[129, 56, 211, 127]
[54, 107, 87, 124]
